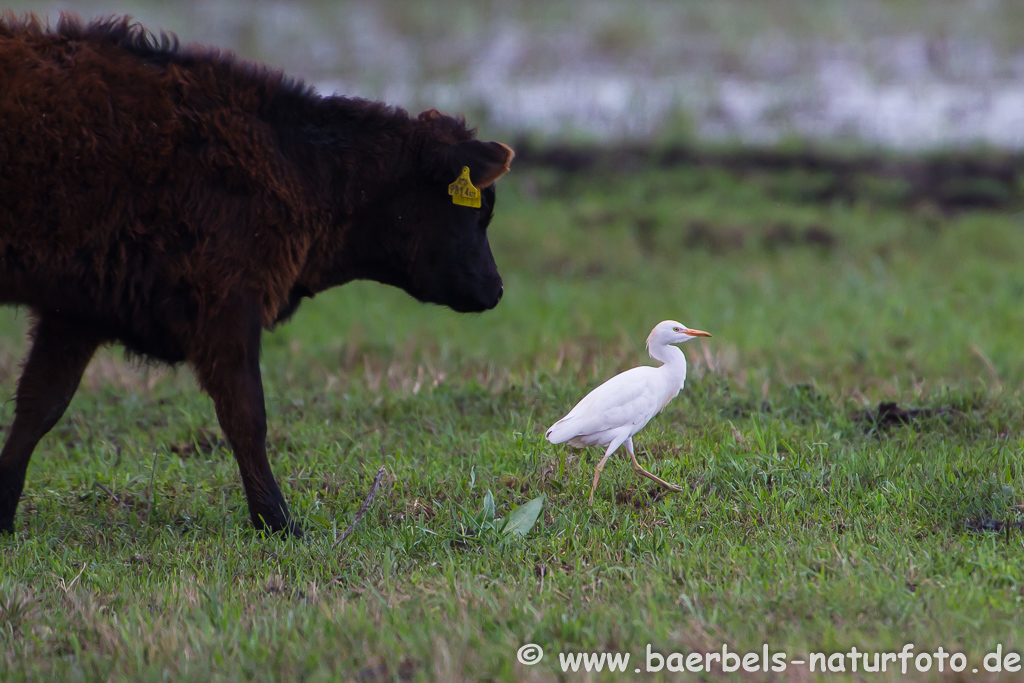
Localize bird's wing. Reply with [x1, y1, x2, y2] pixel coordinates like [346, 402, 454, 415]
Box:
[546, 367, 662, 444]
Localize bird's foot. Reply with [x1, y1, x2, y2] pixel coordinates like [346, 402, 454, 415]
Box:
[628, 453, 683, 493]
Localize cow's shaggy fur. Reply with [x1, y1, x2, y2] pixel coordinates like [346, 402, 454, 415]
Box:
[0, 14, 514, 536]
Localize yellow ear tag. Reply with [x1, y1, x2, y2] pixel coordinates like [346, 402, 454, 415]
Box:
[448, 166, 481, 208]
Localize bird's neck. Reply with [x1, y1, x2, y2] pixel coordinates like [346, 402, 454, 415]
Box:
[650, 344, 687, 385]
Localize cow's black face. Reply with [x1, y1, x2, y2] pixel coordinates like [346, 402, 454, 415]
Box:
[347, 134, 512, 313]
[384, 179, 504, 313]
[343, 130, 512, 312]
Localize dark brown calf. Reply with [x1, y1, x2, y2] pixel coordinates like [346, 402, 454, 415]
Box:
[0, 14, 514, 536]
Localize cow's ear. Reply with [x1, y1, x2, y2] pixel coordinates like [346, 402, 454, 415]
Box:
[453, 140, 515, 188]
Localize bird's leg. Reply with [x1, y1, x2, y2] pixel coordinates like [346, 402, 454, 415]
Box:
[589, 441, 621, 505]
[626, 438, 683, 493]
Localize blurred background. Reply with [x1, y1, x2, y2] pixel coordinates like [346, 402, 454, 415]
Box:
[9, 0, 1024, 147]
[3, 0, 1024, 389]
[6, 0, 1024, 149]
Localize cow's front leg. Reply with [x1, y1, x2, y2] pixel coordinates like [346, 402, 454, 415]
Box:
[192, 295, 301, 537]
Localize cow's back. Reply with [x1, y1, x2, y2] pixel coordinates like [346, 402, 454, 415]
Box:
[0, 16, 312, 360]
[0, 18, 182, 237]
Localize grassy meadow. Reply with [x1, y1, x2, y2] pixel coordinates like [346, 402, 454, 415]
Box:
[2, 148, 1024, 680]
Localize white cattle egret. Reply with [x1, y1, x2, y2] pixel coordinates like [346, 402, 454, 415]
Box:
[546, 320, 711, 503]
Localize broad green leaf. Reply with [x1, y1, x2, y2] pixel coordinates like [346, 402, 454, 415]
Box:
[502, 494, 545, 538]
[482, 490, 495, 524]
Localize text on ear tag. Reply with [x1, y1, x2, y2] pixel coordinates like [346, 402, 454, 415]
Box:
[448, 166, 481, 208]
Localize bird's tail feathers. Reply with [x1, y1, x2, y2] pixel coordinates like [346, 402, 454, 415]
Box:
[545, 418, 578, 444]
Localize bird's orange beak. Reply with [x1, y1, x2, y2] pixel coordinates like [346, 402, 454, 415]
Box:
[685, 328, 712, 338]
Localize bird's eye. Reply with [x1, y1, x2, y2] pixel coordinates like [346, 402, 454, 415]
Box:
[673, 327, 682, 332]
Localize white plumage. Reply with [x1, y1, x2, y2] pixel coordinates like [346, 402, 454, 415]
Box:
[546, 320, 711, 503]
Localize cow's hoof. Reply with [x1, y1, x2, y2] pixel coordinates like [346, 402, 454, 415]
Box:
[252, 511, 303, 538]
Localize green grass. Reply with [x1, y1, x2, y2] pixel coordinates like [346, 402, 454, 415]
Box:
[3, 157, 1024, 681]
